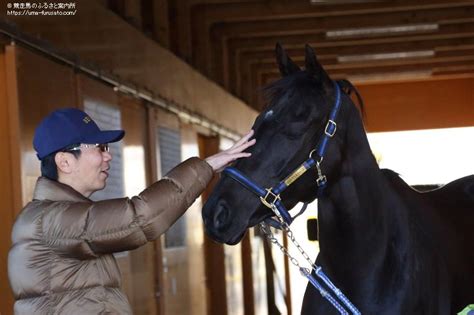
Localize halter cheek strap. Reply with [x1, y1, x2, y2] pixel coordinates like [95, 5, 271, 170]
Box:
[223, 81, 342, 225]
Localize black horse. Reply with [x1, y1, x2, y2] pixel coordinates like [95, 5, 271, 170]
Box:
[202, 44, 474, 314]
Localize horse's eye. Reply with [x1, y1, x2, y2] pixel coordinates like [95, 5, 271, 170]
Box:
[282, 120, 306, 139]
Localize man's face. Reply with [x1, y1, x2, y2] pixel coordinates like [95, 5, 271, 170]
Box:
[69, 144, 112, 197]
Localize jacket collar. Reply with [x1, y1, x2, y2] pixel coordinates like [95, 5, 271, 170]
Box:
[33, 177, 91, 202]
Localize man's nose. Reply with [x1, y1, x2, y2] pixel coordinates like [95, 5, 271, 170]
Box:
[103, 150, 112, 161]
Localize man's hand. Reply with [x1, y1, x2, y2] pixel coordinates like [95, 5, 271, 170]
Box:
[205, 130, 256, 172]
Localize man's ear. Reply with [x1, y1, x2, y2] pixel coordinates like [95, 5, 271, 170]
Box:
[54, 152, 74, 174]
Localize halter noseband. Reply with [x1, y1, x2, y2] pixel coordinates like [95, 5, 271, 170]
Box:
[223, 81, 342, 226]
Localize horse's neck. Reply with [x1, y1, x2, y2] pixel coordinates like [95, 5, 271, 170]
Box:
[318, 109, 409, 269]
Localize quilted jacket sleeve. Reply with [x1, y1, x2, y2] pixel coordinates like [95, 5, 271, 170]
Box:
[42, 157, 213, 259]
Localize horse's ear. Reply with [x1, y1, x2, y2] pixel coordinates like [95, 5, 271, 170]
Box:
[305, 44, 331, 85]
[275, 42, 300, 76]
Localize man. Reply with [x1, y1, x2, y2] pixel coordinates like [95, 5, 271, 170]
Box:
[8, 108, 255, 314]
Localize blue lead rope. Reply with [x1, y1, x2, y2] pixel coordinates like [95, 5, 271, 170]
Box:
[300, 268, 349, 315]
[315, 267, 361, 315]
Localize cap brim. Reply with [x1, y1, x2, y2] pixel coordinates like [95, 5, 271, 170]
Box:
[82, 130, 125, 144]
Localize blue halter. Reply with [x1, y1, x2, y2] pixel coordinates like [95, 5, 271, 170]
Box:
[223, 81, 342, 225]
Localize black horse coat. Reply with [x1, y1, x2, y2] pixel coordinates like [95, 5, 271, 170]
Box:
[203, 43, 474, 315]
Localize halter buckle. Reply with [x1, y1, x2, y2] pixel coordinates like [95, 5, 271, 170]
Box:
[260, 188, 281, 209]
[324, 120, 337, 137]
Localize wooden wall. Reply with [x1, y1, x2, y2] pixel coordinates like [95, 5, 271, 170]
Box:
[77, 73, 158, 314]
[357, 76, 474, 132]
[15, 45, 77, 205]
[182, 123, 208, 315]
[199, 134, 229, 315]
[0, 44, 78, 315]
[0, 45, 161, 314]
[0, 46, 19, 315]
[119, 95, 158, 315]
[1, 0, 258, 135]
[0, 42, 260, 314]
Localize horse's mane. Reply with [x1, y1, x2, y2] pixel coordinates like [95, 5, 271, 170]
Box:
[337, 79, 366, 120]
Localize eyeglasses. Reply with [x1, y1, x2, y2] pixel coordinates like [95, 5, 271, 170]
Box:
[67, 143, 110, 152]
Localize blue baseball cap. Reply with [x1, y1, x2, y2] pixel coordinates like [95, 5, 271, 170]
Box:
[33, 108, 125, 160]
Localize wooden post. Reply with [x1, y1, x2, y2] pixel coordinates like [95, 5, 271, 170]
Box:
[198, 134, 229, 315]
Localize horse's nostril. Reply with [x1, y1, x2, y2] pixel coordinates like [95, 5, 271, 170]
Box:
[214, 202, 230, 230]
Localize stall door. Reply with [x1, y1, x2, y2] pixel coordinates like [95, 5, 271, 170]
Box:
[157, 126, 192, 314]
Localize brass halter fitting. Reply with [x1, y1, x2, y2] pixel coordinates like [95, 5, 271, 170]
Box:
[260, 188, 281, 209]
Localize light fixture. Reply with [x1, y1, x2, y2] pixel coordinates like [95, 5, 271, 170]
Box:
[338, 50, 435, 63]
[326, 24, 439, 38]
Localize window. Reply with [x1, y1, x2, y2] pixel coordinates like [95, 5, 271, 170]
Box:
[85, 101, 124, 200]
[158, 127, 186, 248]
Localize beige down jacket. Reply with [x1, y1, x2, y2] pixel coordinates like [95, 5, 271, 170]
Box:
[8, 157, 213, 315]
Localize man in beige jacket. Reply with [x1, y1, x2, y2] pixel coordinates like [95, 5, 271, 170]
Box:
[8, 108, 255, 314]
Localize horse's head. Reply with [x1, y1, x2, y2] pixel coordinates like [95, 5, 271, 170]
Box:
[203, 44, 352, 244]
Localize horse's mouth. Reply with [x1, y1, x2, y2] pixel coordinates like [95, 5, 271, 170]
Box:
[208, 211, 273, 245]
[225, 231, 247, 245]
[248, 211, 274, 227]
[203, 220, 246, 245]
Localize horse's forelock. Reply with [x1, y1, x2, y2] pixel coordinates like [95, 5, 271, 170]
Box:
[262, 71, 325, 112]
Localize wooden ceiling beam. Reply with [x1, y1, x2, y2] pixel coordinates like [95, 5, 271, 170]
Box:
[193, 1, 474, 80]
[169, 0, 255, 63]
[183, 0, 474, 110]
[217, 17, 474, 90]
[435, 44, 474, 56]
[244, 55, 474, 107]
[261, 66, 474, 81]
[233, 26, 474, 61]
[252, 55, 474, 78]
[255, 71, 474, 110]
[433, 65, 474, 75]
[234, 31, 474, 73]
[210, 5, 474, 39]
[233, 31, 474, 96]
[240, 41, 474, 75]
[217, 22, 474, 90]
[235, 54, 338, 97]
[196, 0, 473, 25]
[224, 18, 474, 51]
